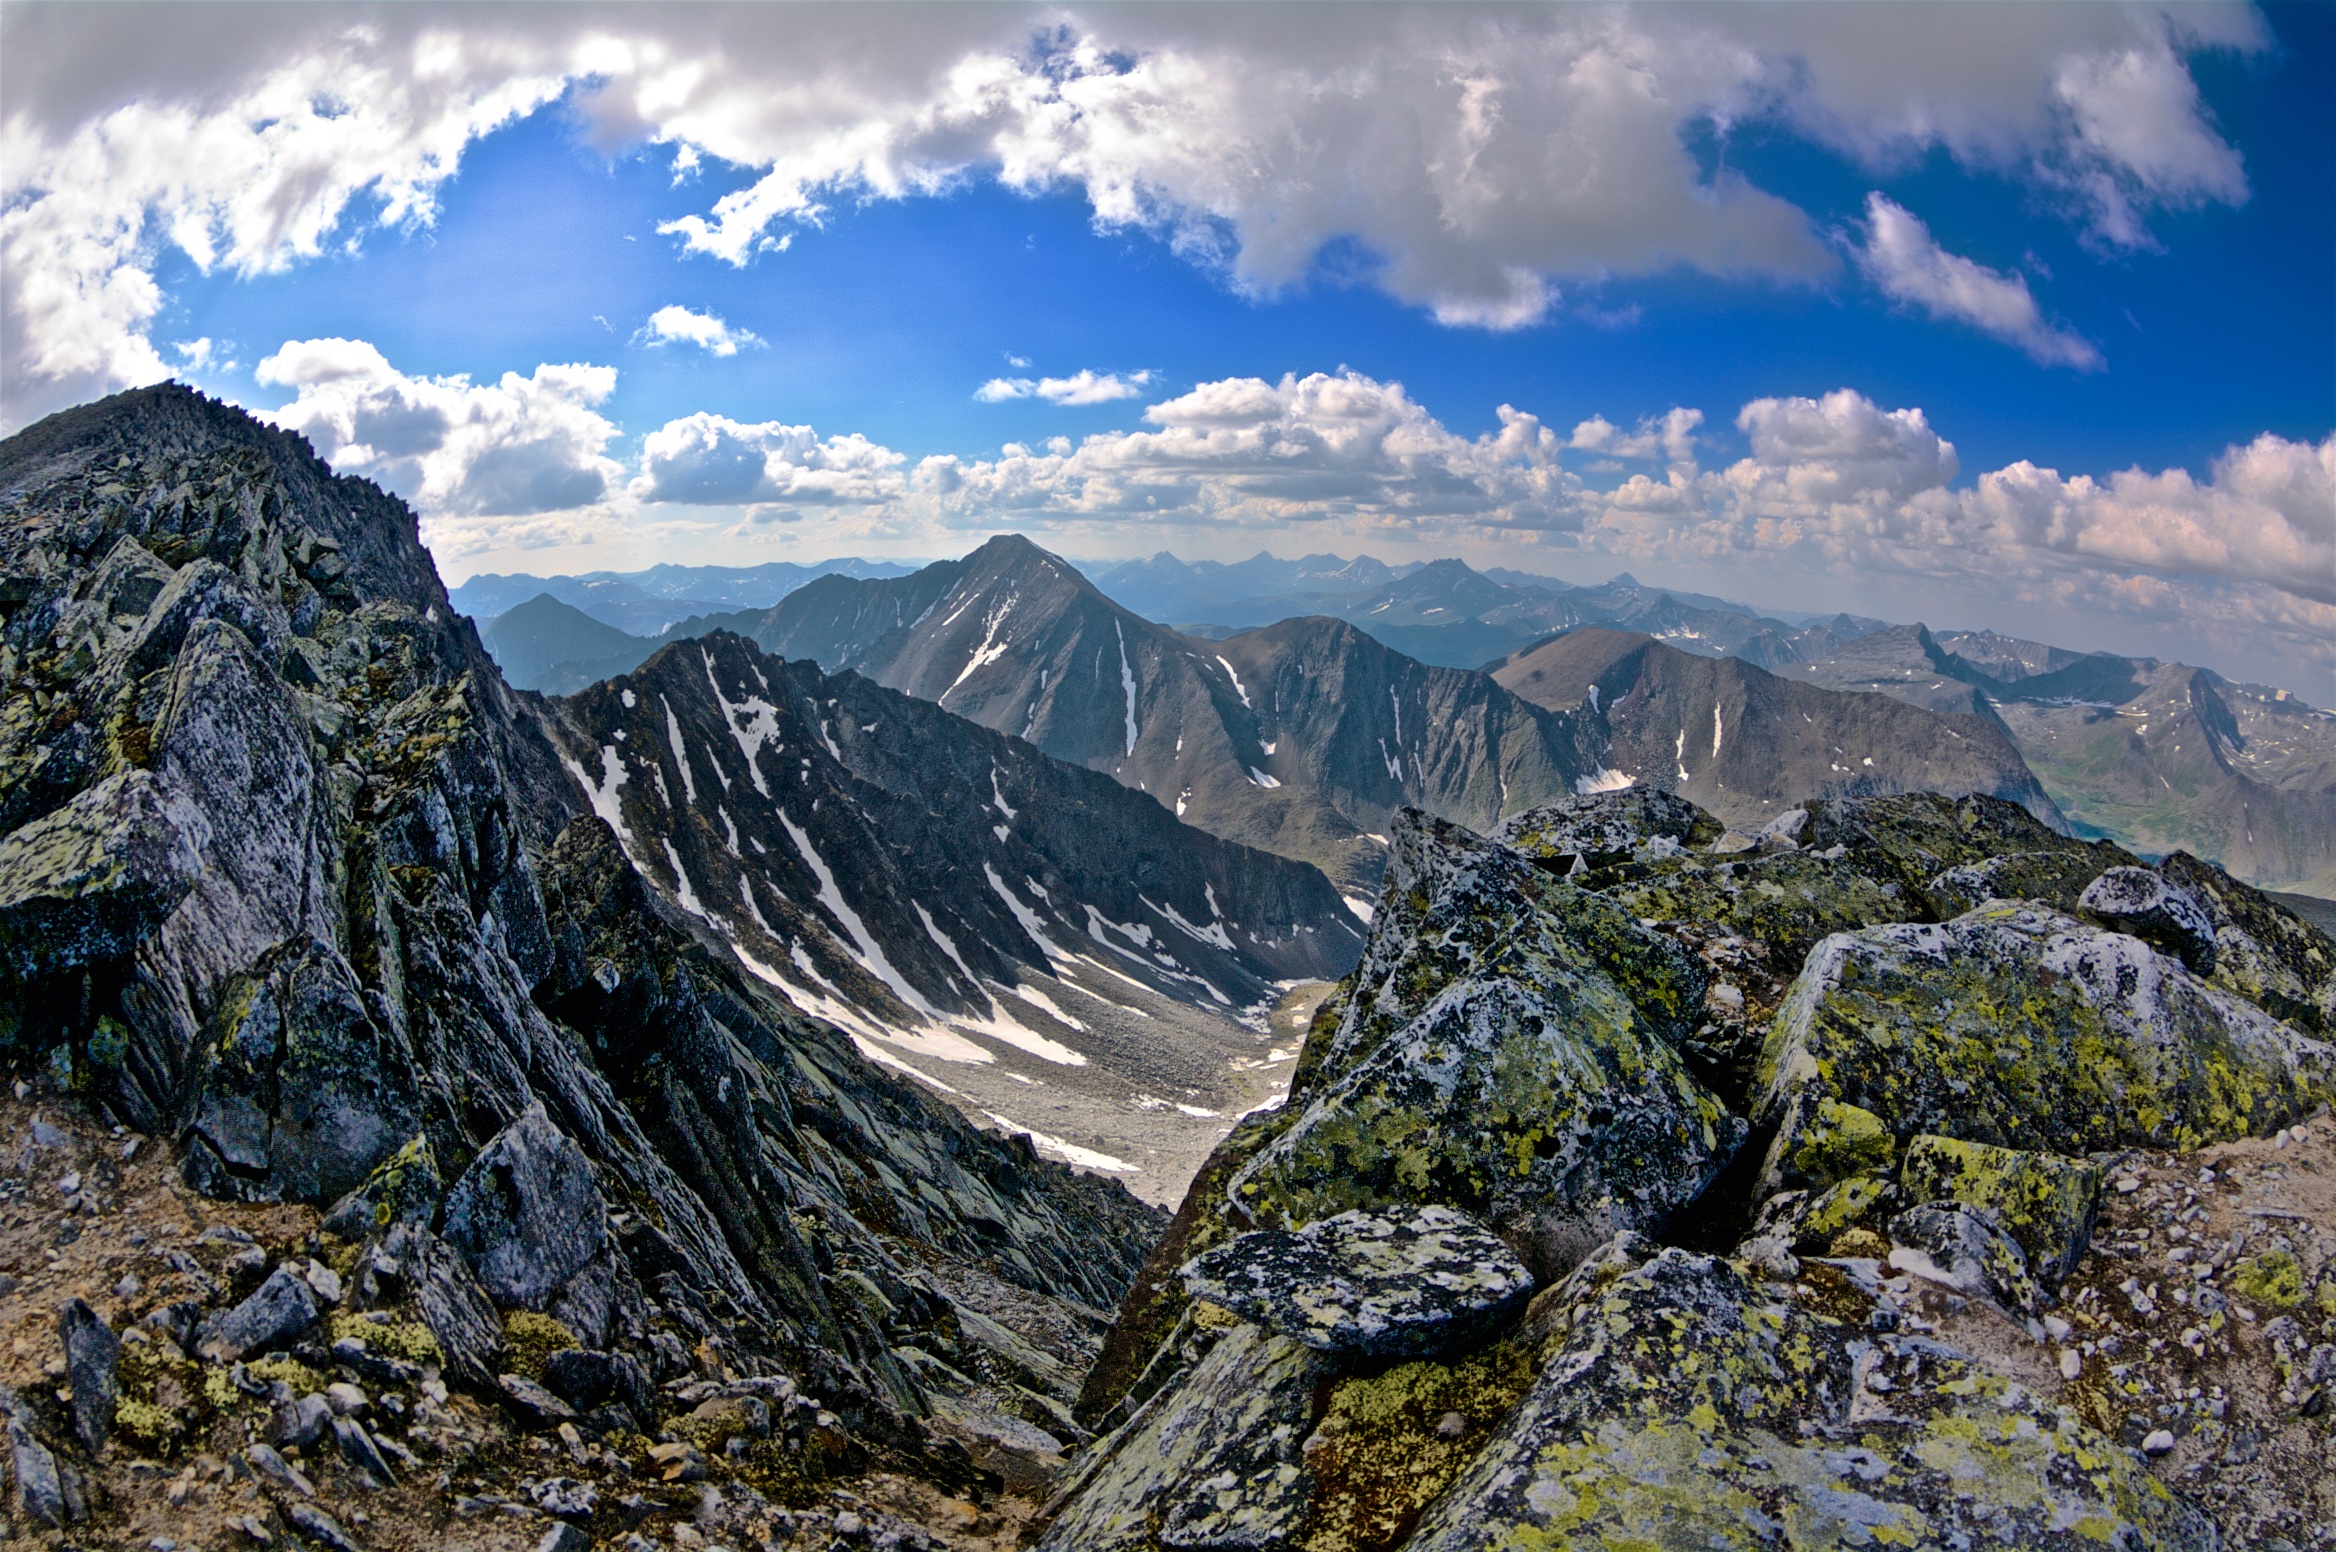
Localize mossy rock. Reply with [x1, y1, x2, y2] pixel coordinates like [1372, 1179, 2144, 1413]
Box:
[1898, 1134, 2104, 1286]
[330, 1311, 443, 1367]
[502, 1310, 578, 1380]
[1759, 903, 2333, 1192]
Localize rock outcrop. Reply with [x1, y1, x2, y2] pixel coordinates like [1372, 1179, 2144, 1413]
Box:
[1054, 786, 2336, 1549]
[0, 386, 1168, 1544]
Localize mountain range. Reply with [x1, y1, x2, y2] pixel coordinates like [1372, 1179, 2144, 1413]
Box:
[476, 545, 2333, 901]
[451, 557, 919, 637]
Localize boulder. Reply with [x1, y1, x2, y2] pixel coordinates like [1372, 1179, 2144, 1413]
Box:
[1235, 812, 1737, 1281]
[1897, 1134, 2103, 1288]
[1886, 1204, 2043, 1314]
[1401, 1247, 2216, 1552]
[1489, 789, 1722, 871]
[7, 1415, 85, 1526]
[1179, 1206, 1533, 1359]
[2082, 865, 2218, 974]
[1034, 1323, 1329, 1552]
[1759, 902, 2332, 1193]
[541, 1347, 655, 1419]
[198, 1266, 318, 1361]
[441, 1100, 606, 1310]
[0, 768, 208, 981]
[1925, 848, 2111, 917]
[57, 1299, 119, 1453]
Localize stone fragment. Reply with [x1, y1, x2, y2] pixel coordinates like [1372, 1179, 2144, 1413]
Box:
[379, 1222, 502, 1388]
[1897, 1134, 2103, 1287]
[441, 1101, 607, 1310]
[198, 1267, 318, 1362]
[1886, 1205, 2043, 1314]
[2082, 866, 2218, 974]
[1759, 903, 2331, 1192]
[1399, 1248, 2216, 1552]
[285, 1503, 367, 1552]
[333, 1415, 397, 1486]
[1180, 1206, 1533, 1358]
[535, 1527, 592, 1552]
[58, 1298, 120, 1453]
[1489, 789, 1722, 871]
[8, 1415, 86, 1525]
[499, 1373, 579, 1427]
[243, 1442, 315, 1497]
[265, 1394, 333, 1450]
[541, 1347, 655, 1419]
[1035, 1323, 1328, 1552]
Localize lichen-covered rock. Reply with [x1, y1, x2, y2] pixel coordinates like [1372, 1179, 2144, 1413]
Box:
[1402, 1247, 2216, 1552]
[1232, 811, 1737, 1280]
[0, 767, 206, 981]
[1926, 847, 2113, 917]
[440, 1100, 607, 1311]
[1033, 1323, 1329, 1552]
[1179, 1206, 1533, 1359]
[1748, 1171, 1901, 1255]
[1488, 789, 1722, 870]
[2159, 851, 2336, 1036]
[1897, 1133, 2103, 1288]
[1759, 902, 2333, 1193]
[2083, 865, 2219, 973]
[377, 1222, 502, 1389]
[1886, 1203, 2043, 1313]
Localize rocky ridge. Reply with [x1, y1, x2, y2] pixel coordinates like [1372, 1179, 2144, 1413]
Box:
[0, 386, 1172, 1546]
[1047, 786, 2336, 1551]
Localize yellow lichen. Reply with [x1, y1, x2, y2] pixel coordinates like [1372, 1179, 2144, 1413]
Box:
[503, 1310, 578, 1379]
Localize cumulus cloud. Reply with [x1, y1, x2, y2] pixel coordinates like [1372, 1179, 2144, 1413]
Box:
[635, 304, 761, 356]
[256, 337, 624, 516]
[974, 369, 1153, 405]
[0, 5, 2268, 423]
[632, 412, 908, 508]
[1854, 194, 2100, 368]
[1569, 408, 1704, 468]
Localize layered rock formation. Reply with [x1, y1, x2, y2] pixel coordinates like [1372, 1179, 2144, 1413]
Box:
[1052, 787, 2336, 1550]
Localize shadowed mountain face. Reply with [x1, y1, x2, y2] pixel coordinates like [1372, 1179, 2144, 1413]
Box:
[1788, 625, 2336, 896]
[530, 630, 1366, 1195]
[451, 557, 920, 636]
[483, 592, 660, 693]
[722, 537, 1605, 895]
[1493, 628, 2063, 832]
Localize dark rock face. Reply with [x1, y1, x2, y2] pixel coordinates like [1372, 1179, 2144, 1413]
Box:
[0, 386, 1163, 1475]
[1057, 784, 2331, 1549]
[57, 1299, 118, 1452]
[1179, 1206, 1532, 1359]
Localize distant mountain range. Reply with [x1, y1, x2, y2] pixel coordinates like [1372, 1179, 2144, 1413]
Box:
[451, 557, 920, 637]
[472, 542, 2336, 901]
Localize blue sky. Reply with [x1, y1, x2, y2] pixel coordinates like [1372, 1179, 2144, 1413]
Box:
[3, 2, 2330, 691]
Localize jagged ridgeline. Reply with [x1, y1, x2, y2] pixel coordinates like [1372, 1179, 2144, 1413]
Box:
[0, 386, 1187, 1515]
[1047, 788, 2336, 1551]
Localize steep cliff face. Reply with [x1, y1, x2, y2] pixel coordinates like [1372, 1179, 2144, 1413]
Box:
[0, 387, 1165, 1541]
[1050, 788, 2336, 1551]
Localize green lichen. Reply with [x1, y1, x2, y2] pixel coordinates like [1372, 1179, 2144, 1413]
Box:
[1299, 1335, 1545, 1552]
[2229, 1251, 2304, 1311]
[503, 1310, 578, 1379]
[1785, 1098, 1895, 1191]
[112, 1397, 187, 1454]
[245, 1353, 326, 1395]
[1898, 1134, 2103, 1283]
[330, 1312, 442, 1366]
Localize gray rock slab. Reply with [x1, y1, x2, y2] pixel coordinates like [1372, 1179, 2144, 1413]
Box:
[1180, 1205, 1533, 1358]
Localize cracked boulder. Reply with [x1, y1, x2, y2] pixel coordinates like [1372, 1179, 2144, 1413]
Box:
[1403, 1247, 2217, 1552]
[1180, 1206, 1532, 1359]
[1885, 1204, 2044, 1314]
[0, 767, 208, 981]
[1759, 902, 2333, 1194]
[441, 1100, 607, 1311]
[1897, 1133, 2103, 1289]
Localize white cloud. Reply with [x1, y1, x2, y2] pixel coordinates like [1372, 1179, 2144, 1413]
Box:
[974, 369, 1153, 405]
[1854, 194, 2100, 368]
[635, 304, 760, 356]
[255, 336, 624, 517]
[632, 411, 908, 508]
[1569, 408, 1704, 468]
[0, 5, 2267, 423]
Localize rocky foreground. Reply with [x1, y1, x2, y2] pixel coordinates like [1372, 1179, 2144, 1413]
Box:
[1045, 791, 2336, 1551]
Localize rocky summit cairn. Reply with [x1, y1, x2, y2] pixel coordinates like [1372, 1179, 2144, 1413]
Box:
[1180, 1206, 1534, 1359]
[1052, 788, 2336, 1551]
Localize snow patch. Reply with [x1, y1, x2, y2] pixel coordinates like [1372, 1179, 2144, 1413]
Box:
[982, 1113, 1137, 1174]
[662, 696, 698, 804]
[562, 745, 634, 853]
[702, 649, 782, 796]
[1575, 767, 1636, 795]
[944, 595, 1017, 700]
[987, 863, 1071, 961]
[1248, 767, 1281, 789]
[1116, 621, 1141, 755]
[1216, 655, 1251, 708]
[1343, 894, 1376, 923]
